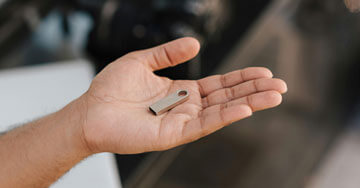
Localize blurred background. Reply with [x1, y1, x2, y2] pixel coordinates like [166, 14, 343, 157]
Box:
[1, 0, 360, 187]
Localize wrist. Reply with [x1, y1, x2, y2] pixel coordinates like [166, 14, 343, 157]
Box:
[56, 96, 93, 158]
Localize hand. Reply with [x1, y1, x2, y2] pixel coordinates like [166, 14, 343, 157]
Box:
[79, 37, 287, 154]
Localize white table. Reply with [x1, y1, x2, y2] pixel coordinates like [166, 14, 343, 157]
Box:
[0, 60, 122, 188]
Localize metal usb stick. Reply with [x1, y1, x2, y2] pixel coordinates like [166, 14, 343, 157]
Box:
[149, 90, 190, 115]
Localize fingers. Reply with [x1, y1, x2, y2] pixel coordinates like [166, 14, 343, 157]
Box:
[202, 91, 283, 117]
[178, 90, 283, 145]
[127, 37, 201, 71]
[202, 78, 287, 108]
[181, 104, 252, 143]
[197, 67, 273, 97]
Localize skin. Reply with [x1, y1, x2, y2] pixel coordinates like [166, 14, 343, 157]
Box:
[345, 0, 360, 12]
[0, 37, 287, 187]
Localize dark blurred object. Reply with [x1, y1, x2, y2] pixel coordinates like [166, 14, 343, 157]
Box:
[294, 0, 360, 113]
[83, 0, 231, 79]
[0, 0, 54, 59]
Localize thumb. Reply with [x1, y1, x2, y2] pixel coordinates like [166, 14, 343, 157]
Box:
[132, 37, 201, 71]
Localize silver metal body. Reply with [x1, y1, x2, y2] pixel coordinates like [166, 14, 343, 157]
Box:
[149, 90, 190, 115]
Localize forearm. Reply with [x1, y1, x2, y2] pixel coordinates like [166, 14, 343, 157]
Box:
[0, 98, 91, 188]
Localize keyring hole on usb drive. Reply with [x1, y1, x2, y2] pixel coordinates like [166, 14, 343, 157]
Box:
[178, 90, 188, 97]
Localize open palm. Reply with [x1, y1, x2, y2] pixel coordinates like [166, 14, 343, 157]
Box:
[82, 38, 287, 154]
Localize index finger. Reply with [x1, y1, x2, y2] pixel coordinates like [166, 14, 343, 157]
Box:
[197, 67, 273, 97]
